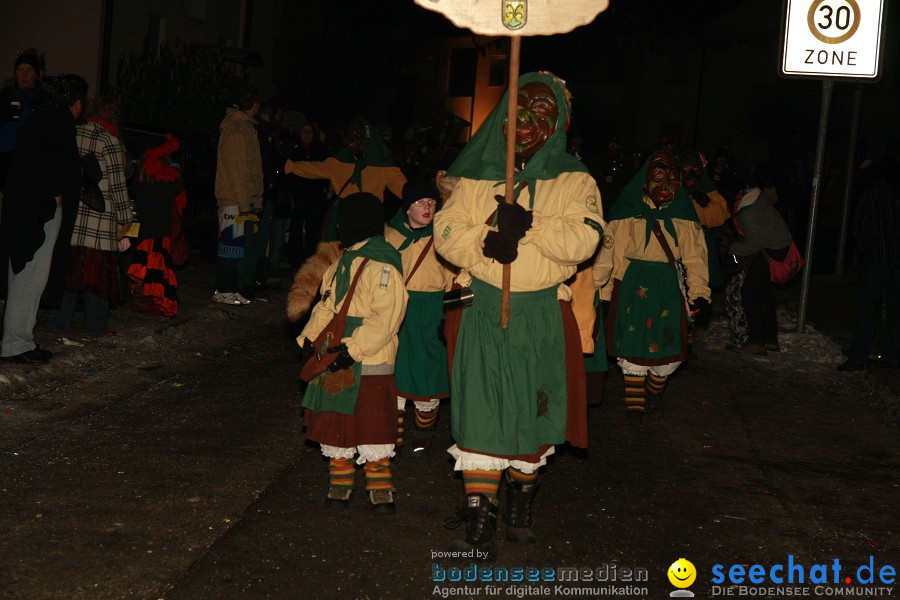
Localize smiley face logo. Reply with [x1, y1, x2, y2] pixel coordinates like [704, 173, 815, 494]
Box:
[668, 558, 696, 588]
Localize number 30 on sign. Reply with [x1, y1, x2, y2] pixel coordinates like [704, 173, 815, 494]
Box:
[781, 0, 885, 79]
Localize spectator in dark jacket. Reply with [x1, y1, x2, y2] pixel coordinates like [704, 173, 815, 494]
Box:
[837, 144, 900, 371]
[0, 48, 46, 190]
[0, 74, 87, 364]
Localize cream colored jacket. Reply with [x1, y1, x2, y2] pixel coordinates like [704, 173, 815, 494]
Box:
[433, 172, 603, 293]
[593, 195, 711, 303]
[298, 245, 408, 370]
[385, 225, 455, 293]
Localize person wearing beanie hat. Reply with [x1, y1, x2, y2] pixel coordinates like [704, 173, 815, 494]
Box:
[432, 72, 603, 559]
[0, 72, 85, 365]
[385, 178, 455, 457]
[298, 191, 408, 514]
[0, 48, 47, 189]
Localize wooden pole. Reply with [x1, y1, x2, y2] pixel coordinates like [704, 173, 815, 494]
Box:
[500, 35, 522, 329]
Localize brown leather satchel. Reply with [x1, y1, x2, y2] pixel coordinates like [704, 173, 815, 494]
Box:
[299, 258, 369, 383]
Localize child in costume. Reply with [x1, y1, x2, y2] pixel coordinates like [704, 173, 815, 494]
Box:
[385, 178, 455, 456]
[298, 192, 408, 514]
[127, 134, 186, 317]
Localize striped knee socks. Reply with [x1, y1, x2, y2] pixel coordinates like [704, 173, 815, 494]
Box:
[646, 373, 669, 398]
[328, 457, 356, 492]
[624, 373, 647, 412]
[462, 469, 502, 501]
[364, 457, 393, 491]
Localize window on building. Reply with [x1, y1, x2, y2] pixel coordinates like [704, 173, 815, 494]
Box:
[489, 55, 508, 87]
[448, 48, 477, 97]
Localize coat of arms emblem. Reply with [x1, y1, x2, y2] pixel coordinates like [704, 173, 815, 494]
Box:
[503, 0, 526, 30]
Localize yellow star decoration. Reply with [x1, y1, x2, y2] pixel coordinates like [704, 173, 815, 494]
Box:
[661, 309, 670, 318]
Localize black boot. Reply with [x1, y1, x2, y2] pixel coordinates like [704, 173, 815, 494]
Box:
[445, 493, 498, 560]
[503, 471, 539, 543]
[645, 393, 664, 420]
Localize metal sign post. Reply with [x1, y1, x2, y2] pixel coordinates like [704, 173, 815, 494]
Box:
[781, 0, 885, 332]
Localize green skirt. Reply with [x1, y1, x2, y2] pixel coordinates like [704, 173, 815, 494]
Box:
[394, 290, 449, 399]
[451, 279, 567, 456]
[301, 316, 364, 415]
[607, 259, 687, 364]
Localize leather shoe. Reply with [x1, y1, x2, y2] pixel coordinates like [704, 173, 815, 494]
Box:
[836, 360, 867, 372]
[1, 348, 50, 365]
[34, 345, 53, 360]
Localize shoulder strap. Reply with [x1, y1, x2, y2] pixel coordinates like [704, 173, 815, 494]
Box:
[651, 221, 678, 266]
[336, 258, 370, 318]
[336, 174, 355, 197]
[404, 237, 434, 285]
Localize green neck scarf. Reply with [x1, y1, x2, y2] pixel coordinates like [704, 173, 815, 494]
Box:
[445, 71, 588, 208]
[332, 118, 398, 191]
[609, 155, 700, 248]
[388, 212, 433, 250]
[334, 236, 403, 304]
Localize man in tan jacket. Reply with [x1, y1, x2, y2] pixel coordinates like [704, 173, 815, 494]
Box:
[213, 86, 263, 305]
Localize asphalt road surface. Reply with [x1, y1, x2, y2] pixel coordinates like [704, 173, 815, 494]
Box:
[1, 261, 898, 599]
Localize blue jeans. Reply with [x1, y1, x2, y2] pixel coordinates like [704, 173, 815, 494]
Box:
[848, 258, 900, 365]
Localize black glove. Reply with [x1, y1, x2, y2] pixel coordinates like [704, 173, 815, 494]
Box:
[690, 298, 711, 326]
[326, 343, 356, 372]
[299, 338, 316, 365]
[482, 230, 518, 264]
[494, 195, 533, 241]
[690, 190, 711, 208]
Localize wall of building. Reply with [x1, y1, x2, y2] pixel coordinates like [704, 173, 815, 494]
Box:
[0, 0, 104, 89]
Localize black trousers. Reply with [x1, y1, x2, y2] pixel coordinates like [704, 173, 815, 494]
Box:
[741, 253, 778, 345]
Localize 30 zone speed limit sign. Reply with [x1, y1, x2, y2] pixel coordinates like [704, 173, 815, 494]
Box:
[782, 0, 885, 78]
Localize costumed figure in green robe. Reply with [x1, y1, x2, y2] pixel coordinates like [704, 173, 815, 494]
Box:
[433, 72, 603, 559]
[593, 152, 711, 426]
[284, 118, 406, 242]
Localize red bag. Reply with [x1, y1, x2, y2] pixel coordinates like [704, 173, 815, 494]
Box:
[769, 240, 804, 283]
[299, 258, 369, 383]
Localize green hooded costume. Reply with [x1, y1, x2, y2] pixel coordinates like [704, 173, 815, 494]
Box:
[604, 155, 705, 365]
[447, 71, 589, 209]
[437, 71, 599, 458]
